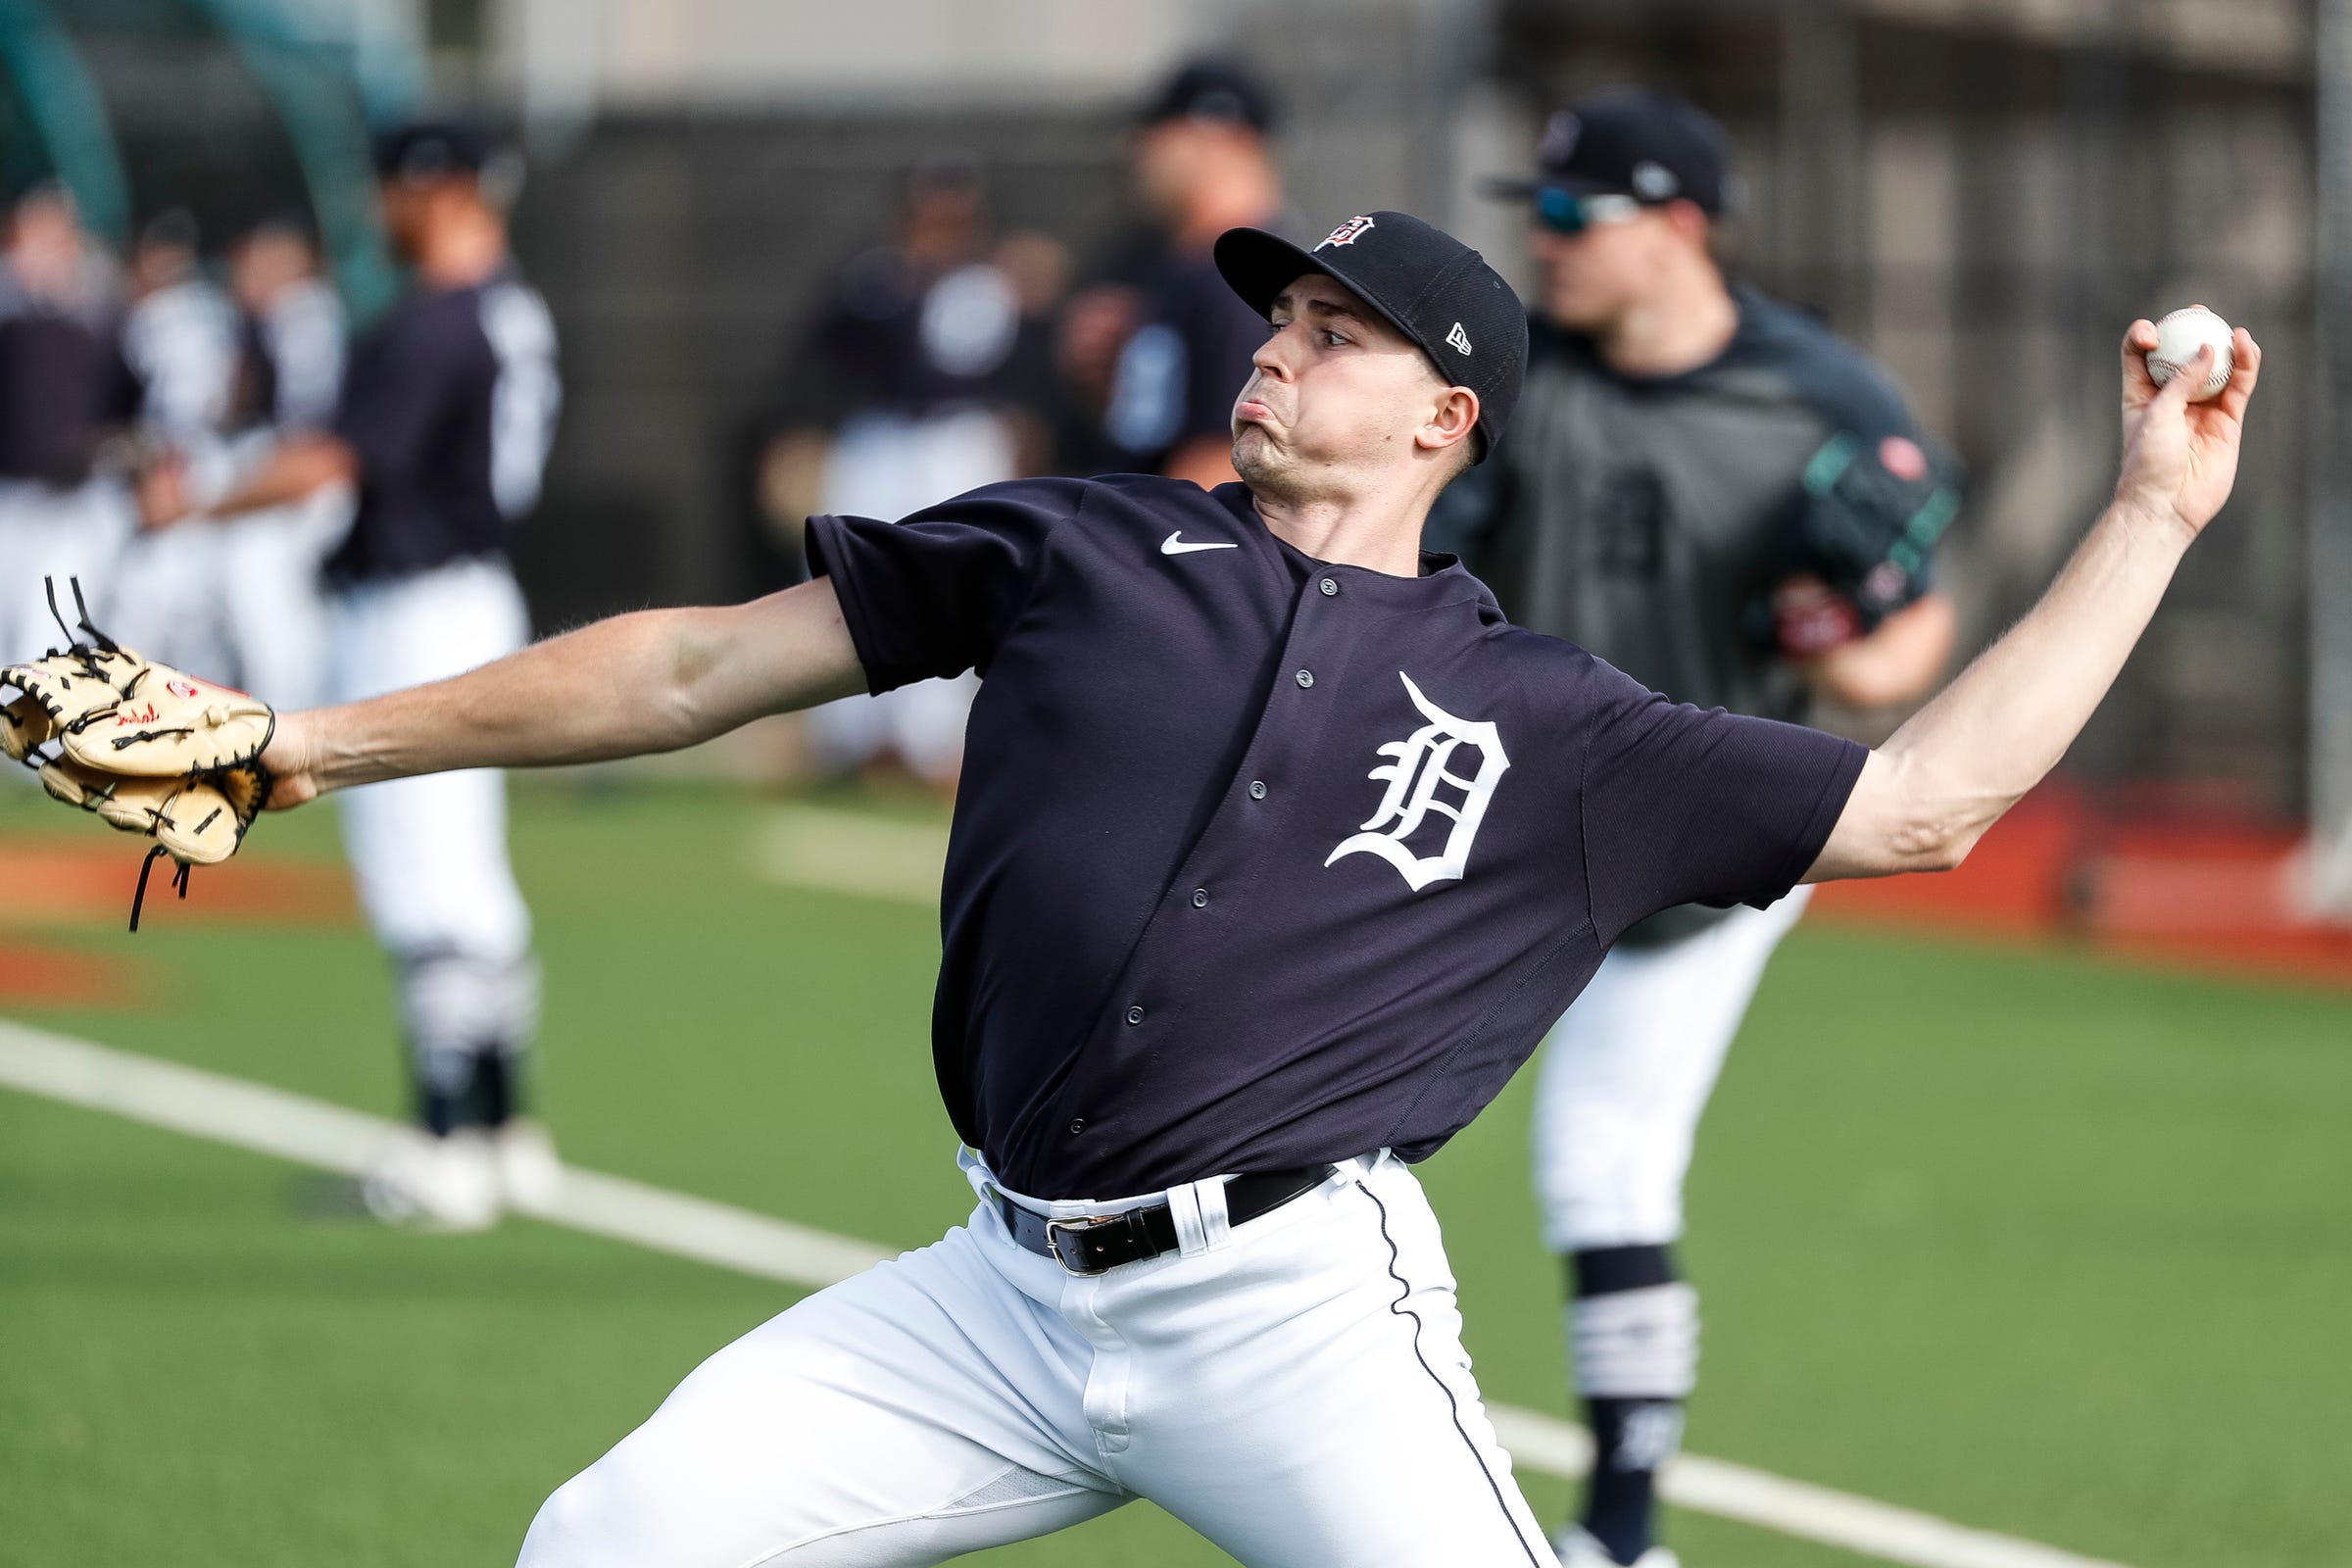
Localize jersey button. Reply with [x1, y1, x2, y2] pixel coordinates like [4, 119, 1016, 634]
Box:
[1295, 668, 1314, 689]
[1192, 888, 1209, 907]
[1319, 577, 1339, 596]
[1068, 1118, 1086, 1135]
[1249, 779, 1267, 800]
[1125, 1005, 1146, 1026]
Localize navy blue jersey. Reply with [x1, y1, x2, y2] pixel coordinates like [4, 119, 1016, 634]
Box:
[328, 269, 558, 583]
[1098, 250, 1268, 471]
[0, 269, 131, 486]
[773, 247, 1025, 427]
[807, 475, 1863, 1198]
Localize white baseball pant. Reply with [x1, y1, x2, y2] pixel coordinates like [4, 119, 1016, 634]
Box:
[329, 559, 533, 966]
[519, 1148, 1558, 1568]
[105, 518, 233, 676]
[0, 479, 131, 664]
[1531, 889, 1813, 1253]
[805, 408, 1010, 785]
[213, 487, 348, 711]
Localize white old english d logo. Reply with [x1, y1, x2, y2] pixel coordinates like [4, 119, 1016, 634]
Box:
[1325, 672, 1510, 892]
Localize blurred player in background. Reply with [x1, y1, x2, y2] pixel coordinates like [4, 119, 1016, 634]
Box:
[756, 159, 1043, 790]
[1433, 90, 1963, 1568]
[0, 183, 132, 668]
[140, 122, 561, 1231]
[109, 210, 241, 670]
[1054, 56, 1286, 485]
[209, 217, 349, 710]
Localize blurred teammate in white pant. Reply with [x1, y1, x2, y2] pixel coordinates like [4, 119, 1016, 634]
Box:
[106, 217, 348, 709]
[0, 186, 133, 675]
[760, 162, 1036, 790]
[140, 123, 560, 1230]
[209, 219, 349, 710]
[1434, 93, 1963, 1566]
[107, 213, 241, 671]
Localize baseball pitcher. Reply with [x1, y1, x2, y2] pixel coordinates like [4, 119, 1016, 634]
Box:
[3, 207, 2257, 1568]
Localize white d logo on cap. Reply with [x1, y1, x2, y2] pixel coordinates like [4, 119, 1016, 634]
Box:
[1318, 215, 1376, 248]
[1631, 161, 1679, 200]
[1541, 112, 1582, 162]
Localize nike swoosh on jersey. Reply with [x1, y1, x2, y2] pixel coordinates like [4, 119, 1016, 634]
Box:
[1161, 532, 1240, 556]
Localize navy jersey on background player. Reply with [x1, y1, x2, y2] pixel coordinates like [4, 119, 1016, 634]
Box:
[1089, 248, 1271, 474]
[772, 244, 1030, 430]
[330, 264, 559, 583]
[0, 273, 131, 486]
[233, 279, 345, 436]
[807, 474, 1863, 1199]
[1430, 286, 1962, 729]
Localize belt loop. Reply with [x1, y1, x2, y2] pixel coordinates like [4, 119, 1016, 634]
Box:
[956, 1145, 998, 1207]
[1196, 1174, 1233, 1251]
[1167, 1180, 1210, 1257]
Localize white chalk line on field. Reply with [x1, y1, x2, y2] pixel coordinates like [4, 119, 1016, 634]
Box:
[0, 1019, 2134, 1568]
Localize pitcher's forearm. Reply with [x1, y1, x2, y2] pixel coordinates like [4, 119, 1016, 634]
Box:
[1882, 501, 2191, 856]
[286, 581, 866, 796]
[298, 611, 710, 791]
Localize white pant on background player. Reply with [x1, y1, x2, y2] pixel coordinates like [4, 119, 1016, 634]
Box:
[0, 479, 131, 665]
[804, 408, 1010, 785]
[331, 559, 538, 1088]
[521, 1149, 1558, 1568]
[105, 518, 232, 676]
[106, 444, 349, 710]
[1530, 888, 1812, 1404]
[210, 488, 348, 711]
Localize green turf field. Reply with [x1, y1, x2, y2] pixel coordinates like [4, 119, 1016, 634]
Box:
[4, 781, 2347, 1567]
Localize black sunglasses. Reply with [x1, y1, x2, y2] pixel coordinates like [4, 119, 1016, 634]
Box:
[1535, 187, 1643, 236]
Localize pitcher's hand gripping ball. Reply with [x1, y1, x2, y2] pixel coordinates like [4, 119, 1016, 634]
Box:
[1, 579, 276, 929]
[2145, 307, 2235, 401]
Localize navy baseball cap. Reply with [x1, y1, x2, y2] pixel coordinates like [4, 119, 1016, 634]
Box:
[1139, 56, 1279, 135]
[1487, 89, 1730, 216]
[373, 121, 489, 183]
[1214, 212, 1528, 462]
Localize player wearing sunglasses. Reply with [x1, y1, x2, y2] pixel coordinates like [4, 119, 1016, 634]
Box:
[1432, 88, 1967, 1568]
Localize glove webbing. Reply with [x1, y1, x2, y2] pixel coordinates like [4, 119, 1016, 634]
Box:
[45, 575, 121, 657]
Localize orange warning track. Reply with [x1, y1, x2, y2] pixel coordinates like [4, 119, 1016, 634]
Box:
[1812, 787, 2352, 990]
[0, 839, 354, 932]
[0, 942, 148, 1006]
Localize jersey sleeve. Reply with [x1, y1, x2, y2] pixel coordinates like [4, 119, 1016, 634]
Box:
[803, 477, 1090, 693]
[333, 304, 469, 487]
[1577, 653, 1866, 946]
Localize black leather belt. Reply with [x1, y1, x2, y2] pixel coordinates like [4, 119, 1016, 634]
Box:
[997, 1165, 1335, 1276]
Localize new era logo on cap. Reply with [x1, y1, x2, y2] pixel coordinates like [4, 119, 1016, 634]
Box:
[1213, 210, 1529, 463]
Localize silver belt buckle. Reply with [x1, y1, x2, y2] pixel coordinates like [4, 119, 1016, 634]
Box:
[1043, 1214, 1118, 1277]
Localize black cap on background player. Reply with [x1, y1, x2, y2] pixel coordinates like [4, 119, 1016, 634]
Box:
[1486, 88, 1731, 218]
[1213, 211, 1528, 461]
[1138, 56, 1280, 136]
[373, 121, 489, 183]
[373, 119, 525, 211]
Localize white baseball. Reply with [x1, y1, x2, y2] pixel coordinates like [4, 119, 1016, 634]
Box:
[2146, 306, 2235, 400]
